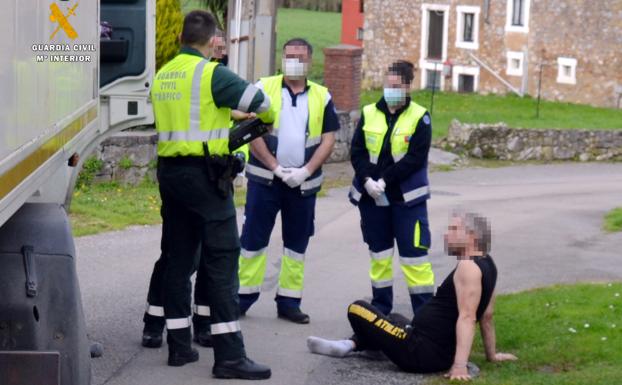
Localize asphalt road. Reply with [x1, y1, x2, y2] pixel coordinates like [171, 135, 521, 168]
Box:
[75, 163, 622, 385]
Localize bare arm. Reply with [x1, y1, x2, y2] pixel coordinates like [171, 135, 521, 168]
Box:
[480, 293, 518, 363]
[305, 132, 336, 174]
[480, 293, 497, 361]
[250, 138, 278, 171]
[447, 261, 482, 381]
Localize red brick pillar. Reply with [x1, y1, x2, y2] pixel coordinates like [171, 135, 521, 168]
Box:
[323, 44, 363, 112]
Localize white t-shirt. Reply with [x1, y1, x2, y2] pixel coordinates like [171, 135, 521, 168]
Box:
[256, 81, 331, 168]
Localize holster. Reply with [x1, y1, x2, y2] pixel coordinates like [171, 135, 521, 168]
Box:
[202, 143, 241, 199]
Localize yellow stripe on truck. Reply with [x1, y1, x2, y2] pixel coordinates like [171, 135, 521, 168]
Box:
[0, 105, 98, 201]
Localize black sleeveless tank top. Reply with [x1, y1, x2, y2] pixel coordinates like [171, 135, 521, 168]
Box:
[412, 255, 498, 360]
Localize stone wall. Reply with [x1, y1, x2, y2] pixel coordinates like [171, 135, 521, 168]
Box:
[362, 0, 622, 108]
[92, 131, 158, 185]
[446, 120, 622, 161]
[89, 111, 359, 185]
[330, 111, 360, 162]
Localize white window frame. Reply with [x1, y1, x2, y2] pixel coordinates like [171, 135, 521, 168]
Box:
[356, 27, 364, 41]
[452, 65, 480, 92]
[557, 57, 577, 85]
[420, 3, 450, 90]
[456, 6, 480, 50]
[505, 0, 530, 33]
[506, 51, 524, 77]
[421, 61, 444, 90]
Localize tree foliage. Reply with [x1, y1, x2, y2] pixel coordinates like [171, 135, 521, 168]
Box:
[156, 0, 184, 69]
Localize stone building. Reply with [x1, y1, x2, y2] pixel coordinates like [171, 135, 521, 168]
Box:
[356, 0, 622, 108]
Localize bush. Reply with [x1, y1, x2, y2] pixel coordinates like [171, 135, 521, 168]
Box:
[156, 0, 184, 70]
[77, 157, 104, 189]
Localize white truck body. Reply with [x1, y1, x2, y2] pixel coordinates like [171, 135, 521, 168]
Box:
[0, 0, 155, 227]
[0, 1, 155, 384]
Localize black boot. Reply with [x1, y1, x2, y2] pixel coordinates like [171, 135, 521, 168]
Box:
[277, 307, 310, 324]
[193, 329, 213, 348]
[142, 313, 165, 348]
[142, 330, 163, 348]
[168, 348, 199, 367]
[213, 356, 271, 380]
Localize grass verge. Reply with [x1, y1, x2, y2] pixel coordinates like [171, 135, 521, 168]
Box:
[361, 90, 622, 139]
[603, 208, 622, 232]
[70, 181, 246, 237]
[427, 283, 622, 385]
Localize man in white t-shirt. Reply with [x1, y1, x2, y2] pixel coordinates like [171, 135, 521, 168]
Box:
[238, 38, 340, 324]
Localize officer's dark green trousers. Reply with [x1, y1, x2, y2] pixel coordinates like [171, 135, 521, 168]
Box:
[157, 157, 244, 362]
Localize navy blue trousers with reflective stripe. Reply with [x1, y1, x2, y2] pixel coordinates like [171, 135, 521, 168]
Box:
[239, 179, 316, 310]
[358, 197, 433, 315]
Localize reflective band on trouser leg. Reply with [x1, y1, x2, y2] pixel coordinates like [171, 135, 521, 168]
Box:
[166, 316, 192, 330]
[194, 305, 211, 316]
[238, 249, 267, 295]
[400, 257, 435, 295]
[370, 253, 394, 289]
[277, 254, 305, 298]
[146, 303, 164, 317]
[210, 320, 241, 335]
[414, 220, 429, 250]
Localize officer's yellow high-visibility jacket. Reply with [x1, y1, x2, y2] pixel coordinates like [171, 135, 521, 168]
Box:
[151, 47, 271, 157]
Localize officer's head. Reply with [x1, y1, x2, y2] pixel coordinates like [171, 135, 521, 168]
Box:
[282, 38, 313, 80]
[383, 60, 415, 108]
[212, 29, 227, 60]
[180, 10, 219, 59]
[444, 211, 491, 257]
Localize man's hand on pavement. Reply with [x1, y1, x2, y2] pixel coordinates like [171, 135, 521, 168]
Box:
[444, 365, 471, 381]
[493, 352, 518, 362]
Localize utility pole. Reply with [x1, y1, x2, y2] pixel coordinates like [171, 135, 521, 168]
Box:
[429, 62, 440, 116]
[227, 0, 277, 81]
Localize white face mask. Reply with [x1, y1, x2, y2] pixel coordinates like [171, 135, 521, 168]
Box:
[282, 58, 308, 79]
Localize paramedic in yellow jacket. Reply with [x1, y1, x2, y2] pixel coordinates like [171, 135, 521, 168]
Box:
[238, 38, 340, 324]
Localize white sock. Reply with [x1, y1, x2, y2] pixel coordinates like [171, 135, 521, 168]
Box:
[306, 336, 355, 358]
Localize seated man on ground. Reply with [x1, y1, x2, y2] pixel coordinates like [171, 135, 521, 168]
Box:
[307, 212, 517, 381]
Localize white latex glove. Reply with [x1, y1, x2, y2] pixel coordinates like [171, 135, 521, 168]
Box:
[364, 178, 384, 199]
[273, 165, 288, 180]
[377, 178, 386, 190]
[282, 167, 310, 188]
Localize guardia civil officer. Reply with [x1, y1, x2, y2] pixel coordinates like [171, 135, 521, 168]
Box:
[150, 10, 271, 379]
[141, 28, 238, 352]
[349, 60, 435, 315]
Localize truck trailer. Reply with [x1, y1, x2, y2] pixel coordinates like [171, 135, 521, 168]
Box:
[0, 1, 155, 384]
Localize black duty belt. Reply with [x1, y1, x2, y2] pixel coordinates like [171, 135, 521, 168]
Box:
[158, 156, 205, 168]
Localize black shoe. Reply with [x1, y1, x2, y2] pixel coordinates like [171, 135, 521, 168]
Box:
[277, 307, 310, 324]
[168, 348, 199, 367]
[213, 357, 271, 380]
[141, 331, 163, 348]
[193, 330, 213, 348]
